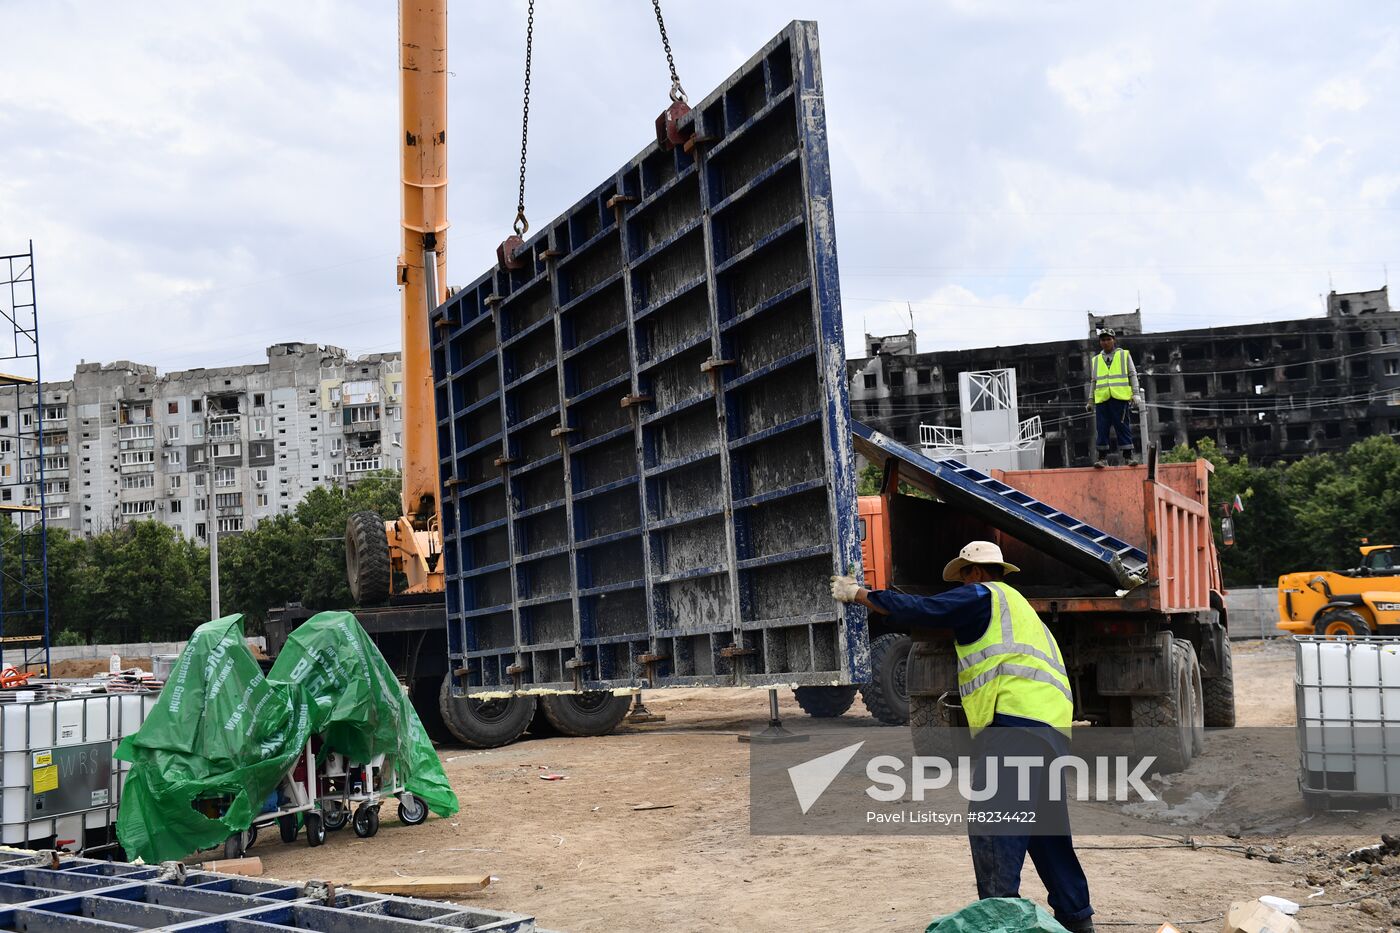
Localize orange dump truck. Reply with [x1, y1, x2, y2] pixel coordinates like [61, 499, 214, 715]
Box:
[842, 423, 1230, 772]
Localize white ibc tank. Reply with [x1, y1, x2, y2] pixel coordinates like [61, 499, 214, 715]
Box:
[1297, 639, 1400, 724]
[0, 693, 157, 848]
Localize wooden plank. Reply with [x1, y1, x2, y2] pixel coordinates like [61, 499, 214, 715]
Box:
[0, 372, 36, 386]
[0, 505, 40, 513]
[345, 875, 491, 896]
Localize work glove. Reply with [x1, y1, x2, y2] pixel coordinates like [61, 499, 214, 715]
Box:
[830, 574, 860, 603]
[1084, 402, 1093, 412]
[1132, 394, 1143, 410]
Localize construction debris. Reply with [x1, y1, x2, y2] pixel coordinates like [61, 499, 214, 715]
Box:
[1224, 900, 1302, 933]
[197, 856, 263, 876]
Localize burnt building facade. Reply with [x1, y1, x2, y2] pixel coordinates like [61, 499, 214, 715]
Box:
[848, 287, 1400, 467]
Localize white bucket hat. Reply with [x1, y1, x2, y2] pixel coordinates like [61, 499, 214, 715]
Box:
[941, 540, 1021, 582]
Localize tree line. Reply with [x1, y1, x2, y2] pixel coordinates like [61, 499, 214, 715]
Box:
[12, 435, 1400, 647]
[2, 472, 401, 646]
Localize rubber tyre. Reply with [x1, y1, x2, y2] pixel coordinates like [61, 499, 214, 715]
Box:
[353, 805, 380, 839]
[539, 692, 632, 737]
[277, 815, 298, 844]
[859, 633, 912, 725]
[397, 793, 428, 827]
[792, 685, 859, 718]
[438, 674, 535, 748]
[305, 812, 326, 847]
[345, 510, 391, 605]
[223, 830, 248, 860]
[323, 806, 348, 832]
[1180, 641, 1206, 757]
[1202, 637, 1236, 727]
[1130, 639, 1194, 774]
[1315, 608, 1371, 639]
[910, 693, 967, 761]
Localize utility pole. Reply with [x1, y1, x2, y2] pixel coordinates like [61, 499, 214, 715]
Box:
[205, 393, 219, 619]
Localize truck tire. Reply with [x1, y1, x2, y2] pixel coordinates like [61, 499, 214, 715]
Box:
[793, 685, 859, 718]
[346, 511, 391, 605]
[438, 674, 535, 748]
[860, 633, 911, 725]
[1201, 637, 1236, 727]
[1315, 608, 1371, 639]
[910, 693, 966, 760]
[1180, 640, 1206, 757]
[538, 692, 631, 737]
[1130, 639, 1195, 774]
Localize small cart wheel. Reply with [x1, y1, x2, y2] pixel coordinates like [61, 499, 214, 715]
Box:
[353, 804, 380, 838]
[278, 815, 298, 844]
[323, 806, 348, 832]
[305, 811, 326, 847]
[223, 826, 254, 860]
[397, 793, 428, 827]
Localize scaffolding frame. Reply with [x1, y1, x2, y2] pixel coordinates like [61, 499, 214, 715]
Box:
[0, 242, 51, 673]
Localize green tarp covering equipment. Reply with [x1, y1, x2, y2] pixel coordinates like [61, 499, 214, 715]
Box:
[115, 611, 458, 862]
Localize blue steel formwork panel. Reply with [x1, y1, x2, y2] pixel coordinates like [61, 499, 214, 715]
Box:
[430, 21, 865, 694]
[0, 855, 542, 932]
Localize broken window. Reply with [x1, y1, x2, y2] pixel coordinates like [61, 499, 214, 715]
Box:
[1316, 333, 1334, 350]
[1283, 364, 1307, 380]
[1154, 376, 1172, 395]
[1286, 423, 1309, 441]
[863, 374, 877, 389]
[1183, 375, 1208, 396]
[1319, 362, 1337, 381]
[1386, 359, 1400, 377]
[916, 369, 931, 385]
[1323, 421, 1342, 439]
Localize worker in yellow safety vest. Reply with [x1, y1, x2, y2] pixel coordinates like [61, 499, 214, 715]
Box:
[831, 541, 1095, 933]
[1085, 328, 1142, 468]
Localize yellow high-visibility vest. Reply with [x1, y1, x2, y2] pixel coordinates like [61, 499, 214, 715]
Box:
[1093, 349, 1133, 403]
[954, 582, 1073, 735]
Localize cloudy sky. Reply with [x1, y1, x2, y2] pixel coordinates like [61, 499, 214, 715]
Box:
[1, 1, 1396, 380]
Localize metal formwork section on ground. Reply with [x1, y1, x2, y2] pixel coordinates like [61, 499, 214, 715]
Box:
[0, 852, 547, 931]
[430, 21, 864, 694]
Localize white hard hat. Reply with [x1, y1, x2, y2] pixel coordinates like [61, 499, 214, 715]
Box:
[941, 540, 1021, 582]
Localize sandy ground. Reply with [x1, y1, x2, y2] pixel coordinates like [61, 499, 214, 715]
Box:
[250, 639, 1399, 932]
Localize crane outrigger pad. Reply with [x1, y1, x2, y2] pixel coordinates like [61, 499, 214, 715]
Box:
[429, 22, 865, 693]
[852, 420, 1150, 591]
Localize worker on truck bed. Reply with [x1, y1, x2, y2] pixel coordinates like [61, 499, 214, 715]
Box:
[1086, 327, 1142, 468]
[831, 541, 1096, 933]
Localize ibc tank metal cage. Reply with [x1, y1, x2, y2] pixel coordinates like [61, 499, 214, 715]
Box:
[1294, 635, 1400, 810]
[429, 22, 865, 695]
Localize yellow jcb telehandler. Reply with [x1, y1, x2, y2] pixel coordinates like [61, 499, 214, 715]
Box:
[1278, 545, 1400, 637]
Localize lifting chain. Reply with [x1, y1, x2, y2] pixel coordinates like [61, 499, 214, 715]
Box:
[513, 0, 535, 237]
[651, 0, 686, 102]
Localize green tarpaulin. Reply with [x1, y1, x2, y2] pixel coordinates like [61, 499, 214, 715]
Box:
[926, 898, 1070, 933]
[115, 611, 458, 863]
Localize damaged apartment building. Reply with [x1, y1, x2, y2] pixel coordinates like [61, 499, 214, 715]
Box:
[0, 343, 406, 539]
[849, 287, 1400, 468]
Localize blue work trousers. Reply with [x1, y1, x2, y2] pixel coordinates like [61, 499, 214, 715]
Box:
[966, 726, 1094, 926]
[1094, 398, 1134, 454]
